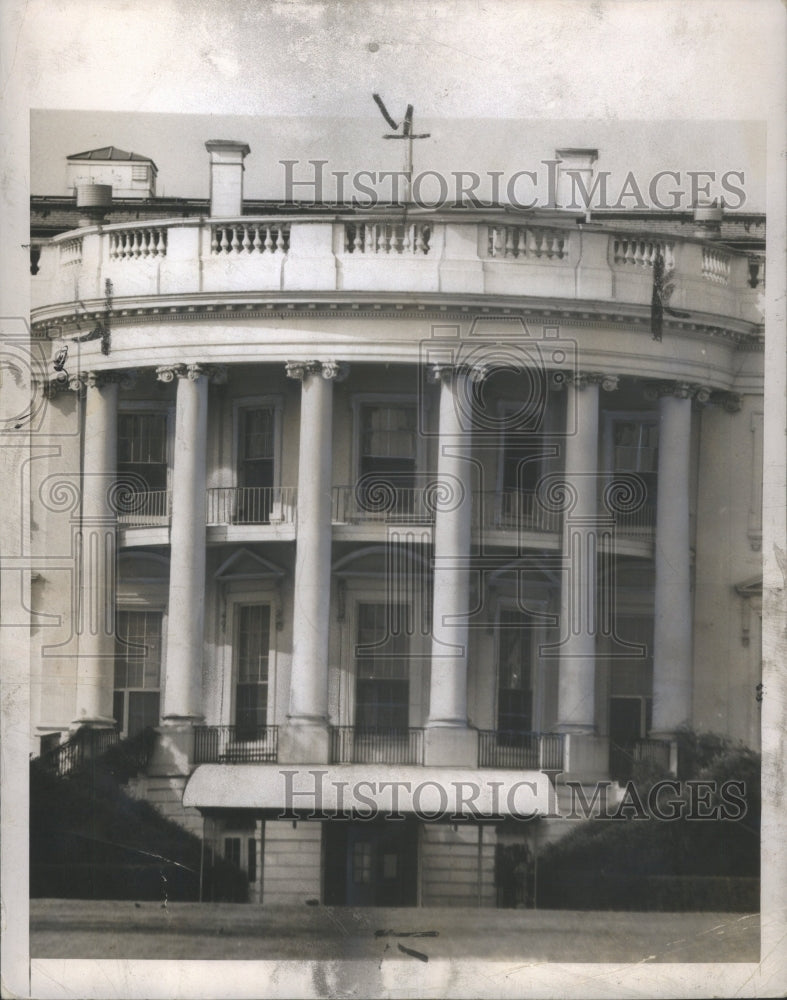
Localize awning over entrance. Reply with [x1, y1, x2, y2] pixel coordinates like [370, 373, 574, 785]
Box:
[183, 764, 555, 818]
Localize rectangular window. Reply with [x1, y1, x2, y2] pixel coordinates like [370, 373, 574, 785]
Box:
[117, 413, 167, 492]
[360, 404, 417, 484]
[237, 408, 275, 523]
[235, 604, 270, 740]
[247, 837, 257, 884]
[131, 164, 148, 181]
[497, 608, 533, 743]
[355, 603, 409, 731]
[224, 837, 241, 868]
[610, 418, 658, 505]
[114, 610, 162, 737]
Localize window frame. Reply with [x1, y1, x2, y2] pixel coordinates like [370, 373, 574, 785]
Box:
[493, 596, 548, 736]
[351, 394, 425, 486]
[231, 396, 284, 491]
[116, 402, 174, 494]
[113, 607, 165, 738]
[218, 587, 278, 732]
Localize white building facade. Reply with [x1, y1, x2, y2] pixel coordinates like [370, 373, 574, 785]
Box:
[28, 139, 764, 906]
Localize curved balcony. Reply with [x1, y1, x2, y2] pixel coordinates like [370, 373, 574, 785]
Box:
[32, 214, 763, 331]
[116, 484, 654, 552]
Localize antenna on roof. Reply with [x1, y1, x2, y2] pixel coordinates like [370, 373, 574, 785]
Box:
[372, 94, 430, 208]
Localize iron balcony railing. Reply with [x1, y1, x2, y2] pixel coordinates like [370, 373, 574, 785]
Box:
[613, 504, 656, 537]
[36, 727, 120, 777]
[330, 726, 425, 765]
[193, 725, 279, 764]
[205, 486, 297, 526]
[478, 730, 565, 770]
[478, 491, 562, 534]
[633, 737, 672, 771]
[115, 489, 171, 527]
[332, 485, 435, 525]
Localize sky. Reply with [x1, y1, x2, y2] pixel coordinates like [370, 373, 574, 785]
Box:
[32, 111, 766, 209]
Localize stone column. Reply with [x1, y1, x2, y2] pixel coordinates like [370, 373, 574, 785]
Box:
[152, 363, 225, 773]
[73, 371, 119, 728]
[553, 372, 617, 780]
[280, 360, 345, 763]
[556, 373, 601, 733]
[650, 383, 694, 736]
[425, 364, 477, 766]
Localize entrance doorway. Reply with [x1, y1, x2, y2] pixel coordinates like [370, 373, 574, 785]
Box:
[324, 819, 418, 906]
[609, 696, 651, 780]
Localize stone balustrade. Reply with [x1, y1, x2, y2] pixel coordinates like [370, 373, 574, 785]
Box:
[32, 215, 762, 328]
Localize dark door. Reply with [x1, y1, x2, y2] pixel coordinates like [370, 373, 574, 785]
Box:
[609, 697, 643, 780]
[324, 820, 418, 906]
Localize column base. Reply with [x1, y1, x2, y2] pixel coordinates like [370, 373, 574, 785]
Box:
[148, 723, 197, 776]
[69, 716, 117, 732]
[424, 726, 478, 767]
[278, 721, 330, 765]
[558, 731, 609, 783]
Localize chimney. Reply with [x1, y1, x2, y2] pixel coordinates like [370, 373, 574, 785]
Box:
[693, 199, 723, 239]
[555, 148, 599, 215]
[205, 140, 251, 217]
[75, 183, 112, 227]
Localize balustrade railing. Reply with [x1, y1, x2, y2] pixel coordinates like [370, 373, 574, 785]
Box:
[478, 491, 562, 534]
[210, 223, 290, 255]
[611, 504, 656, 537]
[193, 725, 279, 763]
[478, 730, 565, 770]
[330, 726, 425, 765]
[633, 737, 672, 771]
[37, 727, 120, 777]
[59, 237, 83, 265]
[612, 237, 674, 269]
[206, 486, 297, 526]
[116, 489, 171, 527]
[109, 227, 167, 260]
[702, 246, 731, 285]
[487, 226, 567, 260]
[344, 222, 431, 255]
[333, 485, 435, 524]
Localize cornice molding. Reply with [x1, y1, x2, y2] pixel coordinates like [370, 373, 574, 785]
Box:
[30, 294, 762, 348]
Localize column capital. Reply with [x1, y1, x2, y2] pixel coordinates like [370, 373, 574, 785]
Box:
[565, 371, 617, 391]
[82, 370, 136, 390]
[156, 363, 227, 384]
[427, 362, 485, 385]
[642, 380, 721, 405]
[286, 360, 348, 382]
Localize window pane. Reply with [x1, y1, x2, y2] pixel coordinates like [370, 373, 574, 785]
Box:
[118, 413, 166, 464]
[235, 605, 270, 732]
[497, 608, 532, 734]
[354, 603, 409, 729]
[117, 413, 167, 491]
[115, 612, 163, 736]
[224, 837, 241, 868]
[115, 611, 162, 689]
[361, 405, 416, 459]
[242, 409, 274, 460]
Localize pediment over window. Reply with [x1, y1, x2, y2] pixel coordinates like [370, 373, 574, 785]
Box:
[214, 548, 285, 581]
